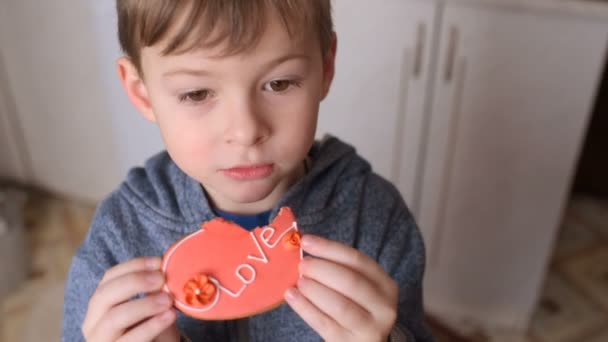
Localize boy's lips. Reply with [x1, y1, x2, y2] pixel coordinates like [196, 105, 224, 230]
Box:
[221, 164, 274, 181]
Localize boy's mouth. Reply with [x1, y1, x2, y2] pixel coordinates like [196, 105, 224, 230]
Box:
[221, 164, 274, 181]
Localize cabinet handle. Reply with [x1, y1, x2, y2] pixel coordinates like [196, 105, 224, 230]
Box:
[413, 22, 426, 79]
[444, 26, 459, 83]
[430, 57, 468, 268]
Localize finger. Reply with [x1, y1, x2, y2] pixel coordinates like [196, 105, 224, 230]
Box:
[86, 270, 165, 330]
[299, 257, 389, 311]
[99, 257, 162, 286]
[301, 235, 392, 290]
[154, 323, 181, 342]
[91, 292, 173, 339]
[117, 310, 176, 342]
[297, 277, 372, 332]
[284, 287, 343, 341]
[84, 258, 161, 335]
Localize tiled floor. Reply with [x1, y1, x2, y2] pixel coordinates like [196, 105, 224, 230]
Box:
[1, 189, 94, 342]
[1, 189, 607, 341]
[529, 196, 608, 342]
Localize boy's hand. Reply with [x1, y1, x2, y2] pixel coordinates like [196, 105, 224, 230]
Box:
[285, 235, 399, 342]
[82, 257, 180, 342]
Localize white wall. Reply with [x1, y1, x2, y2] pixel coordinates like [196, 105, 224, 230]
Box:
[0, 1, 164, 202]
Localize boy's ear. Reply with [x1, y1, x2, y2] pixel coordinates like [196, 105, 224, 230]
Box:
[321, 33, 338, 101]
[116, 57, 157, 123]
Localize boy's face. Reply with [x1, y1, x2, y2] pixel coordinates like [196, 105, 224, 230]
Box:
[118, 12, 336, 214]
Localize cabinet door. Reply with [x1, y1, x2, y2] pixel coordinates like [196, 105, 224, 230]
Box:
[319, 0, 436, 212]
[420, 3, 608, 331]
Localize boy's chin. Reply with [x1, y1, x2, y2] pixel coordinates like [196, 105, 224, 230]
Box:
[212, 182, 283, 212]
[230, 185, 279, 204]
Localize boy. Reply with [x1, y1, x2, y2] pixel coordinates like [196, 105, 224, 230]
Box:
[62, 1, 434, 341]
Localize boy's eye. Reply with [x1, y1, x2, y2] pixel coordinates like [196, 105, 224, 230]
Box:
[263, 80, 300, 92]
[179, 89, 211, 103]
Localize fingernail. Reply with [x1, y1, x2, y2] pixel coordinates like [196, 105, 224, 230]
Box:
[285, 288, 299, 302]
[146, 257, 161, 270]
[147, 272, 163, 285]
[301, 235, 318, 249]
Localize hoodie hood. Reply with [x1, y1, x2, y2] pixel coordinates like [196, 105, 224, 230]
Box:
[119, 135, 372, 233]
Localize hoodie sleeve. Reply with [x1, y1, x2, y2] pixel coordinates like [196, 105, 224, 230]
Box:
[61, 199, 121, 342]
[62, 249, 107, 341]
[367, 177, 435, 342]
[385, 203, 434, 342]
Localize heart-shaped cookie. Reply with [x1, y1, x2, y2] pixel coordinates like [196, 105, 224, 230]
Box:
[162, 207, 302, 320]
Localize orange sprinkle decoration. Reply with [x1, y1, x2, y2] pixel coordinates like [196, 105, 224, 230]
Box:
[282, 230, 302, 251]
[183, 273, 217, 307]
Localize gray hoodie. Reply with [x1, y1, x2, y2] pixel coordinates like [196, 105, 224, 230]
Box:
[62, 136, 434, 342]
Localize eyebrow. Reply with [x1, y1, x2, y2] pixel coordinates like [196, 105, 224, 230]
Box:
[162, 68, 213, 79]
[162, 53, 311, 79]
[262, 53, 311, 70]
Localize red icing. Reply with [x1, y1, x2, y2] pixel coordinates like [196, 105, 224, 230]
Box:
[183, 273, 217, 307]
[162, 207, 302, 320]
[281, 230, 302, 251]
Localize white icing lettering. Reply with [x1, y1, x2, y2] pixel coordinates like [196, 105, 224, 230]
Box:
[260, 227, 275, 245]
[217, 281, 247, 298]
[247, 232, 269, 264]
[261, 222, 298, 248]
[236, 264, 256, 284]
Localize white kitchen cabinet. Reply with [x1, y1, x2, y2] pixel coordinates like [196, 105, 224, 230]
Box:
[0, 1, 163, 203]
[319, 0, 436, 211]
[418, 2, 608, 332]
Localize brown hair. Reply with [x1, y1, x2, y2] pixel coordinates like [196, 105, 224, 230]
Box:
[117, 0, 333, 72]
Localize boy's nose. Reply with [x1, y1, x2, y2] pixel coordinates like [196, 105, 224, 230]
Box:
[223, 98, 269, 146]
